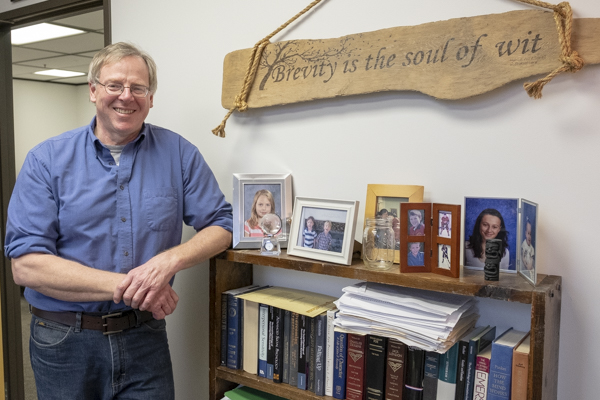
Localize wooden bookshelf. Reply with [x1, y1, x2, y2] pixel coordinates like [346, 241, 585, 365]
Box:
[208, 249, 561, 400]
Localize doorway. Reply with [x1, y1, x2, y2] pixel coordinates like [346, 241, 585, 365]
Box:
[0, 2, 110, 399]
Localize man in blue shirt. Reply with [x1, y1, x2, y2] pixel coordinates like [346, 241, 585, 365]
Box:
[4, 42, 233, 399]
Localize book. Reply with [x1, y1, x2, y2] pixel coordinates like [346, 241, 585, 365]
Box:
[436, 342, 459, 400]
[267, 305, 275, 379]
[325, 308, 339, 397]
[314, 312, 328, 396]
[456, 327, 488, 400]
[289, 312, 300, 387]
[511, 333, 530, 400]
[282, 309, 291, 384]
[464, 326, 496, 400]
[473, 345, 492, 400]
[272, 307, 284, 383]
[225, 285, 263, 370]
[308, 315, 317, 392]
[404, 346, 425, 400]
[487, 328, 529, 400]
[346, 333, 367, 400]
[423, 351, 440, 400]
[332, 328, 348, 399]
[221, 292, 228, 366]
[365, 334, 388, 400]
[242, 299, 259, 375]
[297, 314, 310, 390]
[385, 339, 408, 400]
[258, 303, 269, 378]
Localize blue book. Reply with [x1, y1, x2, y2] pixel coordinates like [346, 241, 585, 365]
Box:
[267, 306, 275, 380]
[225, 285, 262, 369]
[332, 328, 348, 399]
[314, 312, 328, 396]
[437, 342, 460, 400]
[258, 303, 269, 377]
[422, 351, 440, 400]
[487, 328, 529, 400]
[464, 326, 496, 400]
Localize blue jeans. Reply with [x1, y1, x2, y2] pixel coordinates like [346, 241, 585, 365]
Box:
[30, 312, 175, 400]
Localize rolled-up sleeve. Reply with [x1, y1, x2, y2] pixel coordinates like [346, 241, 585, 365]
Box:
[5, 150, 59, 259]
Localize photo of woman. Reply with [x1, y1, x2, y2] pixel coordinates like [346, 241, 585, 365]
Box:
[464, 198, 518, 271]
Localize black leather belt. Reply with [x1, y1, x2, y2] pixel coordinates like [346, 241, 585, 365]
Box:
[30, 306, 154, 335]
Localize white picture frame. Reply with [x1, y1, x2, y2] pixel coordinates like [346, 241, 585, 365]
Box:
[232, 173, 293, 249]
[517, 199, 538, 286]
[287, 197, 359, 265]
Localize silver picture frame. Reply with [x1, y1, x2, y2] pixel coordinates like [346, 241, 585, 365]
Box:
[232, 173, 292, 249]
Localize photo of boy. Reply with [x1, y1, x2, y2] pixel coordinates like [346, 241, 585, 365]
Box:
[407, 242, 424, 266]
[315, 220, 333, 251]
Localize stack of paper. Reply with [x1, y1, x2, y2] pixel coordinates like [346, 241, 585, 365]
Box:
[333, 282, 479, 353]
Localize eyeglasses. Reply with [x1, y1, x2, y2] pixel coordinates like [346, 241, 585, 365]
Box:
[96, 81, 150, 98]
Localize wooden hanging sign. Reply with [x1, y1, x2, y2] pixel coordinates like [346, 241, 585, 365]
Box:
[221, 10, 600, 109]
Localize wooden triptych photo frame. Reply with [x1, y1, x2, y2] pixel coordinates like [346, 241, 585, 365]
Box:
[400, 203, 461, 278]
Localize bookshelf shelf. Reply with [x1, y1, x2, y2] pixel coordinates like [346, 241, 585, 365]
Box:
[209, 249, 561, 400]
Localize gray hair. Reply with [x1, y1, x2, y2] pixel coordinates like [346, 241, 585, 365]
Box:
[88, 42, 157, 93]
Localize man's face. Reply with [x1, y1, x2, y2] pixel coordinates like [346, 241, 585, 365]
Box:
[90, 56, 154, 145]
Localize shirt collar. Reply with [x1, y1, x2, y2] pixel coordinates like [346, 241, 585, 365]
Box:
[88, 116, 148, 148]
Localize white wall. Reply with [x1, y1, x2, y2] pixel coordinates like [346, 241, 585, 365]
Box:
[102, 0, 600, 398]
[13, 80, 95, 174]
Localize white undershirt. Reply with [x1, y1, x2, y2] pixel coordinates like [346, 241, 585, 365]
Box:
[105, 144, 125, 166]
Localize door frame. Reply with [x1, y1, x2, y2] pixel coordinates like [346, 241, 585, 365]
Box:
[0, 1, 109, 398]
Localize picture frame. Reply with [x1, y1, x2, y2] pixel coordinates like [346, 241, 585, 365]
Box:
[518, 199, 538, 286]
[364, 184, 424, 263]
[399, 203, 461, 278]
[287, 197, 359, 265]
[463, 197, 519, 272]
[232, 173, 292, 249]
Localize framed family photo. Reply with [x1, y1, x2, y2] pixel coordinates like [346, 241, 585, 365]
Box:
[518, 199, 538, 286]
[287, 197, 359, 265]
[364, 184, 424, 263]
[232, 173, 292, 249]
[463, 197, 519, 272]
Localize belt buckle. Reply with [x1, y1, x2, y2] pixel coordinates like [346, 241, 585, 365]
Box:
[102, 312, 123, 335]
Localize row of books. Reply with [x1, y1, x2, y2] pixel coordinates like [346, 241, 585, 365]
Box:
[221, 285, 530, 400]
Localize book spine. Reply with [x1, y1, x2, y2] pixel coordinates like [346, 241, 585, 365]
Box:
[239, 296, 245, 370]
[465, 328, 496, 400]
[325, 309, 338, 397]
[455, 340, 470, 400]
[404, 346, 425, 400]
[332, 330, 348, 399]
[422, 351, 439, 400]
[282, 310, 291, 384]
[315, 313, 327, 396]
[242, 300, 259, 375]
[226, 294, 241, 369]
[384, 339, 407, 400]
[297, 314, 308, 390]
[365, 335, 387, 400]
[473, 354, 491, 400]
[346, 333, 367, 400]
[266, 306, 275, 379]
[272, 307, 284, 383]
[511, 350, 528, 400]
[289, 312, 299, 387]
[487, 344, 514, 400]
[258, 304, 268, 378]
[436, 342, 459, 400]
[308, 316, 316, 392]
[220, 292, 228, 367]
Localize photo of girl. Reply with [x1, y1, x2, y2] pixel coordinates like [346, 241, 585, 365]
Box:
[464, 198, 518, 271]
[302, 216, 318, 248]
[244, 189, 276, 237]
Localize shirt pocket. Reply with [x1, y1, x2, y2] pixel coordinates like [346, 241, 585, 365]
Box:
[143, 187, 178, 231]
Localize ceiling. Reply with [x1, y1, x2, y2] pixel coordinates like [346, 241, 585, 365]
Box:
[11, 9, 104, 85]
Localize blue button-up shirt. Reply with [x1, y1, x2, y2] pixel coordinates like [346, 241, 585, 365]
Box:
[4, 118, 233, 313]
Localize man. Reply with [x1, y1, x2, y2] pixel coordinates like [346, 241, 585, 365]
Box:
[4, 42, 233, 399]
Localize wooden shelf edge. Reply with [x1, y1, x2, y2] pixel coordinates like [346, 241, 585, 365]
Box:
[215, 367, 334, 400]
[219, 249, 560, 304]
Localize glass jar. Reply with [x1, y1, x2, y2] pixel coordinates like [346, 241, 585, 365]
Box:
[362, 217, 395, 270]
